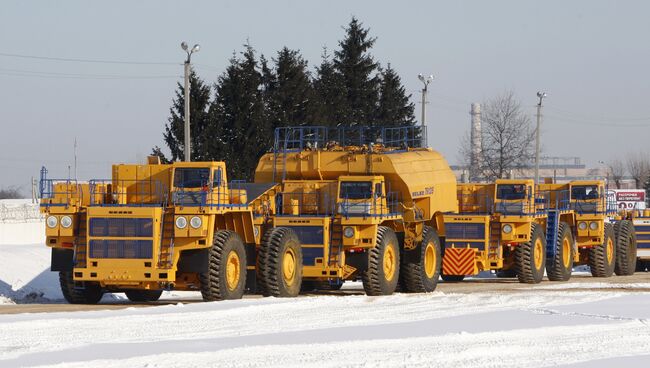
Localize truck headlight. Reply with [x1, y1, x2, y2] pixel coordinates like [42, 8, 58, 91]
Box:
[190, 216, 202, 229]
[589, 222, 598, 230]
[343, 226, 355, 238]
[46, 216, 58, 228]
[502, 224, 513, 234]
[60, 216, 73, 228]
[175, 216, 187, 229]
[578, 221, 587, 230]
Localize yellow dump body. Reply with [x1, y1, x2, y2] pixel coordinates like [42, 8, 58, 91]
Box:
[255, 148, 458, 218]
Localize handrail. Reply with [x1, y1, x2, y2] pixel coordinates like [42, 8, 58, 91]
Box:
[89, 179, 168, 207]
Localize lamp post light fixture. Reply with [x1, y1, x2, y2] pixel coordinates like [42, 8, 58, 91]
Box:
[181, 42, 200, 162]
[418, 73, 434, 128]
[534, 91, 547, 184]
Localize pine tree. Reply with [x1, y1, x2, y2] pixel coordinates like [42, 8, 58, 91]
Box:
[644, 176, 650, 207]
[210, 44, 270, 181]
[266, 47, 315, 128]
[161, 70, 212, 162]
[313, 47, 347, 128]
[333, 17, 380, 126]
[376, 64, 416, 127]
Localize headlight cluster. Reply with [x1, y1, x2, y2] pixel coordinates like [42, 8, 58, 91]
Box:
[176, 216, 203, 229]
[46, 215, 73, 229]
[589, 221, 599, 230]
[578, 222, 588, 230]
[502, 224, 513, 234]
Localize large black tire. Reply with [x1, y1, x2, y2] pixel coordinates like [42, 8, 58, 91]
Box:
[200, 230, 247, 301]
[589, 223, 616, 277]
[546, 222, 574, 281]
[614, 220, 637, 276]
[362, 226, 400, 296]
[257, 227, 303, 297]
[59, 271, 103, 304]
[441, 274, 465, 282]
[400, 226, 442, 292]
[125, 289, 163, 302]
[515, 223, 546, 284]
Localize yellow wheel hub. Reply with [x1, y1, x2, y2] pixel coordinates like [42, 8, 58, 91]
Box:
[533, 238, 544, 270]
[225, 250, 240, 291]
[383, 243, 396, 281]
[606, 238, 614, 264]
[562, 237, 571, 268]
[282, 248, 297, 286]
[424, 242, 436, 279]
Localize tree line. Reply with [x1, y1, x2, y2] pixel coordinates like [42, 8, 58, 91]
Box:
[153, 18, 416, 180]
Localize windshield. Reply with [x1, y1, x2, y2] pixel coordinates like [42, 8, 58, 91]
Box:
[339, 181, 372, 200]
[571, 185, 600, 200]
[496, 184, 526, 200]
[173, 168, 210, 189]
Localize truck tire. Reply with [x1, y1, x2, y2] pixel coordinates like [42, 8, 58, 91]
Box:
[515, 223, 546, 284]
[589, 223, 616, 277]
[59, 271, 103, 304]
[125, 289, 163, 302]
[546, 222, 574, 281]
[257, 227, 302, 297]
[362, 226, 400, 296]
[614, 220, 637, 276]
[200, 230, 247, 301]
[400, 226, 441, 292]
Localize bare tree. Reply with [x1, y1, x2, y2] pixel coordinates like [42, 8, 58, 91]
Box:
[459, 91, 535, 181]
[607, 158, 625, 189]
[0, 186, 22, 199]
[626, 151, 650, 189]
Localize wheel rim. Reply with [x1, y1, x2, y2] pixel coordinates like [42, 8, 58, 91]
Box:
[606, 238, 614, 264]
[424, 242, 436, 279]
[562, 237, 571, 268]
[534, 238, 544, 270]
[383, 242, 396, 281]
[226, 250, 240, 291]
[282, 248, 297, 286]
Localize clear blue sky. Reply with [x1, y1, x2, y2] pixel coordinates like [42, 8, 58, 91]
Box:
[1, 0, 649, 190]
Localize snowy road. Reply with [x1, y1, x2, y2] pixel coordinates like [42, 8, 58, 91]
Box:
[2, 243, 650, 367]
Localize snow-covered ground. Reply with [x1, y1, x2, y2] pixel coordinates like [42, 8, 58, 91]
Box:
[1, 210, 650, 367]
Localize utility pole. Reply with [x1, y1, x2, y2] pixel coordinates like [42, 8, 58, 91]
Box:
[181, 41, 200, 162]
[417, 74, 434, 128]
[534, 91, 547, 184]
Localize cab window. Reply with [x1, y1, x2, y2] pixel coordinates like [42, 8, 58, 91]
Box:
[173, 168, 210, 188]
[571, 185, 599, 200]
[213, 169, 223, 188]
[340, 181, 372, 200]
[496, 184, 526, 200]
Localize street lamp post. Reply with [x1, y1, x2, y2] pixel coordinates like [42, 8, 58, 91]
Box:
[417, 74, 434, 128]
[181, 41, 200, 162]
[534, 91, 547, 184]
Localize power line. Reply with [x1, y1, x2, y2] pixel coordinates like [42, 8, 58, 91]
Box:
[0, 51, 179, 65]
[0, 68, 180, 80]
[545, 106, 650, 122]
[544, 114, 649, 128]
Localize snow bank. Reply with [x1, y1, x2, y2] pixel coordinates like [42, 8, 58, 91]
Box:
[0, 243, 60, 303]
[0, 199, 44, 245]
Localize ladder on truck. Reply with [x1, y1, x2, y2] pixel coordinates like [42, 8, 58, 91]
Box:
[158, 208, 175, 268]
[545, 210, 559, 259]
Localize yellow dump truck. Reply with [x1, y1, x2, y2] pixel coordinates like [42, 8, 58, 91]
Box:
[537, 180, 635, 279]
[39, 159, 279, 304]
[253, 126, 458, 296]
[441, 179, 553, 283]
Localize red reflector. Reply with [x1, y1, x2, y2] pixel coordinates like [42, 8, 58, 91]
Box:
[348, 247, 364, 253]
[61, 242, 74, 248]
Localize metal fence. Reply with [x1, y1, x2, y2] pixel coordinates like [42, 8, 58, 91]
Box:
[0, 202, 43, 223]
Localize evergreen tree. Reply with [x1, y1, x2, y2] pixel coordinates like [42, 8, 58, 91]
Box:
[644, 176, 650, 207]
[376, 64, 416, 127]
[210, 44, 270, 181]
[333, 17, 381, 126]
[313, 47, 347, 127]
[266, 47, 315, 128]
[161, 70, 212, 161]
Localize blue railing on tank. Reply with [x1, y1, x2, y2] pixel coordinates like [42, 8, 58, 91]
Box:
[39, 166, 83, 208]
[89, 179, 168, 207]
[338, 191, 402, 219]
[172, 181, 249, 209]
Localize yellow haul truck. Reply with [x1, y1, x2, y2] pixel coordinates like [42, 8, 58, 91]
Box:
[538, 180, 636, 279]
[441, 179, 554, 284]
[253, 126, 458, 296]
[39, 160, 279, 304]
